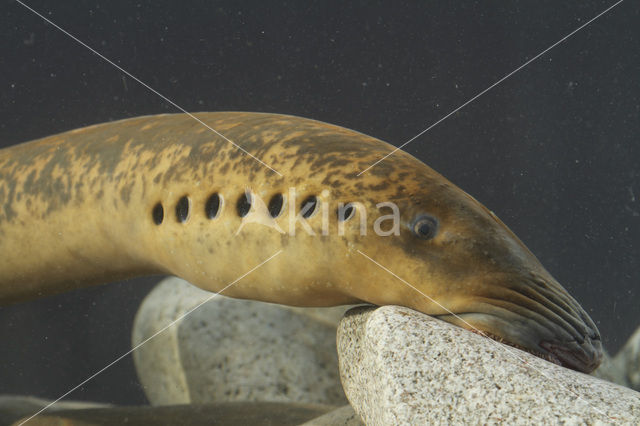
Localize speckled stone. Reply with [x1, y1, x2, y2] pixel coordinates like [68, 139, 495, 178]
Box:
[337, 305, 640, 425]
[132, 277, 349, 406]
[614, 326, 640, 392]
[300, 405, 364, 426]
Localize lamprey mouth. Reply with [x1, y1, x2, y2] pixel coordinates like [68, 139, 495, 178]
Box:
[437, 309, 604, 373]
[430, 271, 604, 373]
[470, 328, 603, 373]
[539, 335, 603, 373]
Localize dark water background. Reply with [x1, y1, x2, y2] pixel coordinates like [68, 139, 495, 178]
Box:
[0, 0, 638, 406]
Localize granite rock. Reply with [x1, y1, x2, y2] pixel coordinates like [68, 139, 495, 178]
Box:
[132, 277, 349, 406]
[337, 305, 640, 425]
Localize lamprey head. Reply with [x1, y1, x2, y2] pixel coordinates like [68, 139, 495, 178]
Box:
[361, 181, 602, 373]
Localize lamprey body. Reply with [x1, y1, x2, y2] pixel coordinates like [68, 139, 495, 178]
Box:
[0, 112, 602, 372]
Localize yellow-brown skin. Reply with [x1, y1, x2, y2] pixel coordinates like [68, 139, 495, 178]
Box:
[0, 112, 602, 372]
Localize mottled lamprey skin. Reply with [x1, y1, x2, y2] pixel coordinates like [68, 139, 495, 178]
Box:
[0, 112, 602, 372]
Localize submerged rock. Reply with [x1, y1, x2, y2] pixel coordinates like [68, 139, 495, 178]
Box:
[132, 277, 349, 406]
[0, 395, 109, 426]
[300, 404, 364, 426]
[12, 401, 334, 426]
[614, 326, 640, 392]
[337, 306, 640, 425]
[591, 350, 629, 387]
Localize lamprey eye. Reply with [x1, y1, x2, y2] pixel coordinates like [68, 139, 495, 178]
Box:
[412, 215, 439, 240]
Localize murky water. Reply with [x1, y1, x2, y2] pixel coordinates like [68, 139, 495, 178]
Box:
[0, 1, 637, 422]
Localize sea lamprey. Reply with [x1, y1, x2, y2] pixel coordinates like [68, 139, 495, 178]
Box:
[0, 112, 602, 372]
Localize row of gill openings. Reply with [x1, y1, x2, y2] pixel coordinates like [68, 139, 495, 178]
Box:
[151, 192, 357, 225]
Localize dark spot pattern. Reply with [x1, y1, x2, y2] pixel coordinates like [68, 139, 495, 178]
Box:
[0, 112, 443, 229]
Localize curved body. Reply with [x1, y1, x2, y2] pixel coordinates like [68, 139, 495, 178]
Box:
[0, 112, 602, 372]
